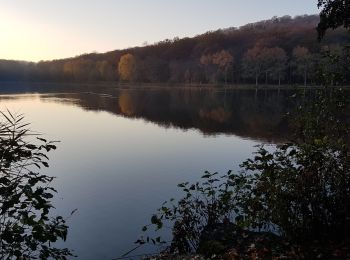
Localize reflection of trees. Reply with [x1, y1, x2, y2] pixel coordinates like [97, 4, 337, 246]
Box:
[1, 85, 332, 142]
[199, 107, 231, 123]
[118, 91, 137, 116]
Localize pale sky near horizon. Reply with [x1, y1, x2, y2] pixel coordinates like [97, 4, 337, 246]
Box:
[0, 0, 319, 62]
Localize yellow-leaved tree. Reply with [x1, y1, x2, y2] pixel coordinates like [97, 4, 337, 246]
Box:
[118, 53, 136, 82]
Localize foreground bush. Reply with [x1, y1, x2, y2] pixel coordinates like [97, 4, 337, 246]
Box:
[0, 111, 73, 259]
[137, 88, 350, 259]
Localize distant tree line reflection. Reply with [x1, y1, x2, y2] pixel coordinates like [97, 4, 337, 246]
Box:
[1, 86, 341, 143]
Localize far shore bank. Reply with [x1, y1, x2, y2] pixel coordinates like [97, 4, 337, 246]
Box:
[0, 80, 349, 91]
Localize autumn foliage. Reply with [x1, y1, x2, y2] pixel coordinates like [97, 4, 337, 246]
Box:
[1, 15, 350, 85]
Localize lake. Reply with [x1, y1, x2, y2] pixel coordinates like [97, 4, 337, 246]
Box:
[0, 83, 300, 259]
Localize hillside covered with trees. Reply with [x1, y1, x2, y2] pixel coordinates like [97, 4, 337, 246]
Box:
[1, 14, 350, 86]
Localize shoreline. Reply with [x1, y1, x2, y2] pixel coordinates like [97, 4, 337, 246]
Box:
[0, 80, 349, 90]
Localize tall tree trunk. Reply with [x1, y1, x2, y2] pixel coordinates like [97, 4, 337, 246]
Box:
[204, 68, 209, 83]
[304, 67, 307, 87]
[278, 71, 281, 86]
[265, 71, 268, 85]
[255, 72, 258, 86]
[232, 69, 235, 84]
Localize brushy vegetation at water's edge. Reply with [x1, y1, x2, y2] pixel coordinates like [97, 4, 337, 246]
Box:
[0, 110, 74, 259]
[130, 5, 350, 257]
[135, 87, 350, 259]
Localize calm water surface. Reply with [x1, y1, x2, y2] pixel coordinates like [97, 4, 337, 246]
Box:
[0, 83, 296, 259]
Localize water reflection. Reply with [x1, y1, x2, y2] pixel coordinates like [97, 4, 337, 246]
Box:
[0, 83, 347, 259]
[0, 87, 262, 259]
[0, 83, 301, 142]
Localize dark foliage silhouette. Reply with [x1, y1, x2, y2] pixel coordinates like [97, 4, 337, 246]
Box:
[0, 111, 74, 259]
[318, 0, 350, 39]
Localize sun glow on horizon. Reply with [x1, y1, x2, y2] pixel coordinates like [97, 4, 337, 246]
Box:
[0, 10, 108, 62]
[0, 0, 318, 62]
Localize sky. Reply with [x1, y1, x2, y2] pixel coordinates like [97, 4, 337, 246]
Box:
[0, 0, 319, 62]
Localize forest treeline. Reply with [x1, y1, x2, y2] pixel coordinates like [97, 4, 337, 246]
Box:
[1, 15, 350, 86]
